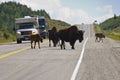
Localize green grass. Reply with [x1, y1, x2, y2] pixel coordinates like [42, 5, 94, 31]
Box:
[107, 34, 120, 41]
[0, 37, 16, 44]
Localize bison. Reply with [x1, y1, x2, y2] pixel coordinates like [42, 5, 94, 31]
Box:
[95, 33, 105, 42]
[48, 27, 59, 47]
[30, 34, 43, 49]
[57, 25, 84, 49]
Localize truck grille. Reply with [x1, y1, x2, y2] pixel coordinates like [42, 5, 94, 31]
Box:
[21, 31, 32, 35]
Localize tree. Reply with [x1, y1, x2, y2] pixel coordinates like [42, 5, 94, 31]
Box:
[114, 14, 117, 19]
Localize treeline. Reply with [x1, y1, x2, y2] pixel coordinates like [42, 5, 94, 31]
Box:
[0, 1, 70, 42]
[100, 15, 120, 32]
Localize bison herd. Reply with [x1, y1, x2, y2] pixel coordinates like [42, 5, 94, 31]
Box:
[30, 25, 105, 49]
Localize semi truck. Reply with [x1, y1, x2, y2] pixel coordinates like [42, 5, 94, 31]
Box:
[15, 16, 47, 44]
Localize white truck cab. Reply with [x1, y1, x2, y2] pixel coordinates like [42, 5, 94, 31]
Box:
[15, 16, 39, 43]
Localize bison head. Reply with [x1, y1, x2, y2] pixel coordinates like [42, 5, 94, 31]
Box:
[78, 30, 84, 42]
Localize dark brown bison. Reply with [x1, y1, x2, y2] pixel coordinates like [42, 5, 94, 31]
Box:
[57, 25, 84, 49]
[30, 34, 43, 49]
[95, 33, 105, 42]
[48, 27, 59, 47]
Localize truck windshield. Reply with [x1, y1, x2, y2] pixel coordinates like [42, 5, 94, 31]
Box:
[19, 23, 34, 29]
[38, 19, 45, 29]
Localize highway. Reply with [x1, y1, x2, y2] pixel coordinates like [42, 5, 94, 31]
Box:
[0, 24, 120, 80]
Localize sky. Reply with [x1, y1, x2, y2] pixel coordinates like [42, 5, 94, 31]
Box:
[0, 0, 120, 25]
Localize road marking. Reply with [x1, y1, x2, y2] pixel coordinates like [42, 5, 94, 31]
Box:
[70, 37, 88, 80]
[0, 40, 48, 59]
[0, 46, 30, 59]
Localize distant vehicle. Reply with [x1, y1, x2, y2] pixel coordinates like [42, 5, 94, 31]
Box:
[15, 16, 47, 44]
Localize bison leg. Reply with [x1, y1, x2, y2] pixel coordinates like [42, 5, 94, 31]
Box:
[71, 45, 75, 49]
[70, 41, 75, 49]
[57, 40, 60, 46]
[60, 41, 63, 49]
[31, 41, 33, 49]
[34, 41, 36, 49]
[100, 38, 103, 42]
[102, 38, 103, 42]
[96, 37, 100, 42]
[95, 37, 98, 42]
[49, 39, 51, 47]
[95, 37, 97, 42]
[60, 44, 62, 49]
[53, 40, 57, 47]
[63, 42, 65, 49]
[98, 37, 101, 42]
[38, 41, 40, 49]
[61, 40, 65, 49]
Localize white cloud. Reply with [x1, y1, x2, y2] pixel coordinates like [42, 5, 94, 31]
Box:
[0, 0, 114, 24]
[96, 5, 113, 14]
[15, 0, 94, 24]
[54, 7, 94, 24]
[19, 0, 61, 11]
[95, 5, 114, 23]
[0, 0, 61, 10]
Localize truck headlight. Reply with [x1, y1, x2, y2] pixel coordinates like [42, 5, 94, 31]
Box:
[17, 31, 21, 34]
[32, 30, 38, 35]
[32, 31, 35, 34]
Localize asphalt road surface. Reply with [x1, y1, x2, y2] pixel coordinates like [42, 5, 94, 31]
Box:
[0, 24, 120, 80]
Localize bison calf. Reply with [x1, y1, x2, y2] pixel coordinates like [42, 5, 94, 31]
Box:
[95, 33, 105, 42]
[30, 34, 43, 49]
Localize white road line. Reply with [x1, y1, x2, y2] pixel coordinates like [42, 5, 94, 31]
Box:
[70, 37, 88, 80]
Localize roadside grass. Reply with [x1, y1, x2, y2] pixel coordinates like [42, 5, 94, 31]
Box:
[0, 38, 15, 44]
[107, 33, 120, 42]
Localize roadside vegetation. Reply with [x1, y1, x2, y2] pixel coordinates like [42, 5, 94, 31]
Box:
[0, 28, 15, 44]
